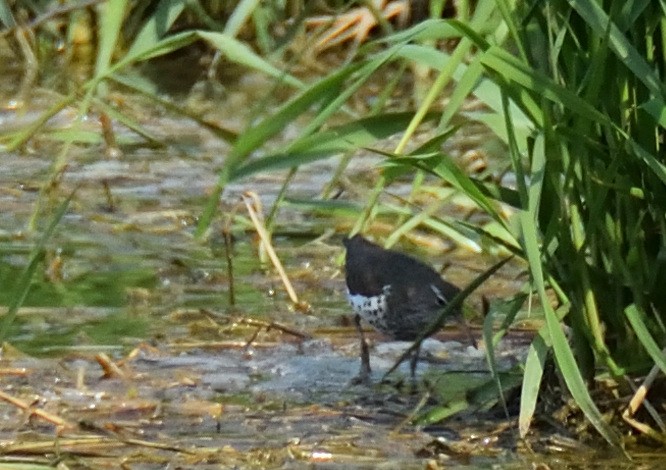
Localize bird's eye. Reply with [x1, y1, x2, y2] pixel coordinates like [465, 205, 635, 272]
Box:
[431, 285, 447, 305]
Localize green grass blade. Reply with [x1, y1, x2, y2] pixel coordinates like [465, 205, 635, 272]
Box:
[0, 0, 15, 28]
[482, 305, 507, 417]
[195, 63, 363, 237]
[519, 327, 550, 437]
[391, 44, 532, 135]
[94, 0, 129, 79]
[527, 134, 546, 218]
[4, 93, 76, 151]
[380, 18, 460, 43]
[113, 31, 198, 71]
[196, 31, 303, 89]
[395, 36, 472, 154]
[426, 156, 508, 228]
[109, 72, 238, 143]
[629, 138, 666, 185]
[385, 198, 453, 248]
[483, 291, 529, 422]
[417, 398, 470, 424]
[493, 0, 528, 61]
[439, 57, 484, 129]
[625, 304, 666, 375]
[0, 192, 74, 342]
[567, 0, 665, 98]
[125, 0, 186, 59]
[92, 97, 162, 145]
[231, 112, 434, 180]
[501, 91, 528, 207]
[224, 0, 261, 37]
[641, 98, 666, 127]
[480, 46, 613, 128]
[387, 0, 502, 153]
[227, 63, 360, 169]
[295, 51, 395, 140]
[519, 210, 621, 446]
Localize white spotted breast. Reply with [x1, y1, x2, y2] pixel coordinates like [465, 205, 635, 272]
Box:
[346, 285, 391, 333]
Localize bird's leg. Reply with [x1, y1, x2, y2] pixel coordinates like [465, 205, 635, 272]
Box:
[394, 344, 421, 394]
[458, 316, 477, 349]
[351, 314, 372, 384]
[409, 344, 419, 379]
[408, 342, 422, 393]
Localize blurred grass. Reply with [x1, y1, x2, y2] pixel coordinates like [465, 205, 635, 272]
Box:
[0, 192, 73, 343]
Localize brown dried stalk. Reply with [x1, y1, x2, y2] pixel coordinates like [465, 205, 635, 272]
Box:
[242, 191, 310, 312]
[621, 346, 666, 445]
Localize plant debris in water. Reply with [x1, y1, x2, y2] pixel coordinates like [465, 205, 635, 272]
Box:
[0, 324, 633, 469]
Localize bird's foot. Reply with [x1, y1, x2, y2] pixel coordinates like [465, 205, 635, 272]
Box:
[350, 373, 372, 386]
[350, 363, 372, 385]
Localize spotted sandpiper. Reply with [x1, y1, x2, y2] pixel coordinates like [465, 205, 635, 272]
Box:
[343, 234, 468, 383]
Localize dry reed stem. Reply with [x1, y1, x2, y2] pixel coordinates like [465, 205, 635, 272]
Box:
[242, 191, 308, 311]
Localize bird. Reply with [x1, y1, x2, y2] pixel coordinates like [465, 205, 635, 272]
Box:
[343, 234, 468, 384]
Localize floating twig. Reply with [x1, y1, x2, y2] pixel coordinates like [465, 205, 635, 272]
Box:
[200, 309, 311, 340]
[238, 316, 312, 340]
[0, 389, 75, 430]
[95, 352, 127, 379]
[0, 367, 28, 376]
